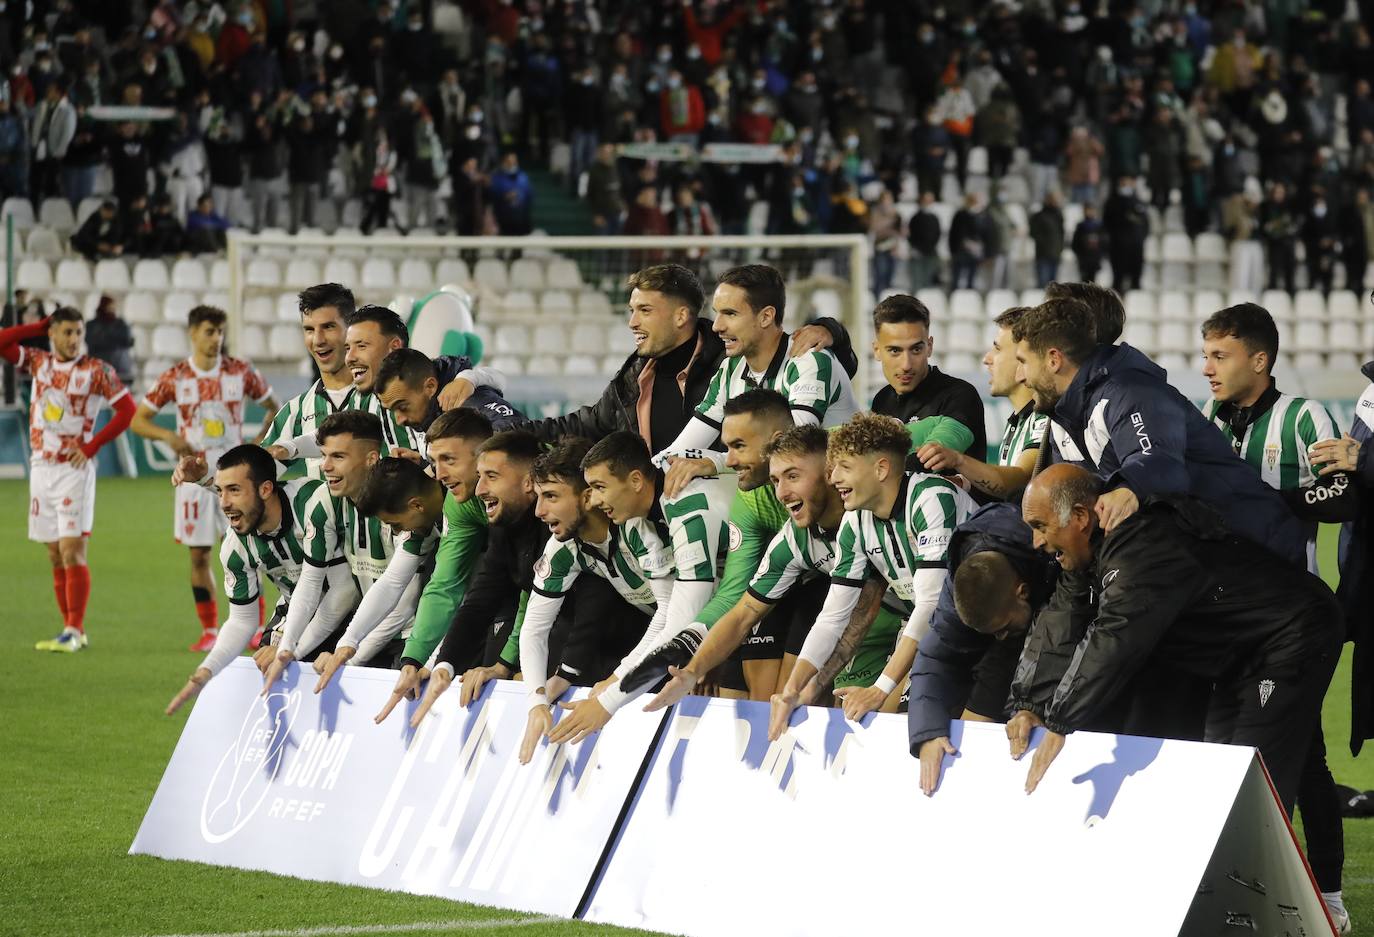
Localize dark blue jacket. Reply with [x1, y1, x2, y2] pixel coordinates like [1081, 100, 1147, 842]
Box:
[1047, 342, 1306, 568]
[907, 503, 1057, 753]
[1338, 361, 1374, 752]
[433, 354, 524, 431]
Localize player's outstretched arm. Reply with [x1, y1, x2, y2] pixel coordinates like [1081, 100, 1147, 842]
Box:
[166, 667, 212, 716]
[808, 578, 885, 699]
[409, 665, 455, 729]
[375, 664, 429, 724]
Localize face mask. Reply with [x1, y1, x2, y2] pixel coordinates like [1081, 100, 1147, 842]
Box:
[647, 80, 660, 93]
[919, 31, 933, 44]
[363, 95, 377, 107]
[34, 40, 49, 51]
[465, 125, 481, 139]
[1119, 186, 1134, 196]
[329, 45, 344, 60]
[658, 50, 672, 63]
[845, 135, 859, 149]
[292, 39, 305, 51]
[752, 78, 765, 90]
[1315, 203, 1327, 217]
[751, 102, 766, 114]
[668, 76, 682, 90]
[687, 46, 701, 60]
[409, 21, 422, 31]
[144, 27, 157, 40]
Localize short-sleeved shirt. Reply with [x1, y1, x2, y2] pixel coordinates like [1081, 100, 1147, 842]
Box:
[1203, 391, 1339, 490]
[621, 475, 734, 583]
[998, 400, 1048, 467]
[18, 348, 130, 465]
[694, 334, 859, 430]
[829, 472, 977, 609]
[530, 527, 658, 612]
[260, 380, 424, 478]
[142, 356, 273, 465]
[220, 478, 346, 605]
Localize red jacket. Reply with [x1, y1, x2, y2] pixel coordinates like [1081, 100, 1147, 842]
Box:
[736, 111, 773, 144]
[660, 85, 706, 137]
[684, 4, 749, 65]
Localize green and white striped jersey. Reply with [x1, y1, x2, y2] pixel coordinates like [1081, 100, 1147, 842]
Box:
[530, 527, 658, 612]
[747, 520, 840, 604]
[694, 334, 859, 429]
[220, 478, 345, 605]
[1203, 392, 1339, 490]
[829, 472, 977, 608]
[621, 475, 735, 583]
[998, 401, 1048, 466]
[261, 380, 425, 477]
[339, 496, 441, 592]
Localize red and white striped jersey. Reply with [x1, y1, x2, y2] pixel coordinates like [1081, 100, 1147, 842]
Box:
[141, 356, 273, 463]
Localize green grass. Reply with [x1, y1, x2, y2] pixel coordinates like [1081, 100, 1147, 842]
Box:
[1, 476, 1372, 936]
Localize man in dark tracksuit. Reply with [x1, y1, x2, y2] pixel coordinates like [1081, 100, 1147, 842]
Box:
[1014, 299, 1307, 568]
[906, 502, 1060, 795]
[1011, 465, 1342, 812]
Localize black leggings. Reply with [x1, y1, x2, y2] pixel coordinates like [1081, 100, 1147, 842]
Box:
[1297, 723, 1345, 893]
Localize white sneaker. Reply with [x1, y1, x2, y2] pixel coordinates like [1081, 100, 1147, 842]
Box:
[1328, 905, 1352, 935]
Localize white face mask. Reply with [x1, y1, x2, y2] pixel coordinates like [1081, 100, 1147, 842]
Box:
[845, 135, 859, 149]
[363, 95, 377, 108]
[668, 77, 682, 90]
[292, 39, 305, 52]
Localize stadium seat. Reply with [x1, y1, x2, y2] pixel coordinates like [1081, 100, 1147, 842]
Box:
[1260, 290, 1294, 320]
[809, 288, 843, 322]
[141, 357, 174, 387]
[75, 197, 103, 229]
[494, 323, 531, 354]
[1328, 351, 1360, 373]
[562, 355, 599, 375]
[39, 198, 75, 233]
[2, 196, 34, 230]
[163, 291, 196, 323]
[121, 291, 158, 326]
[322, 257, 358, 286]
[1293, 351, 1325, 373]
[1294, 320, 1328, 352]
[473, 258, 509, 292]
[532, 323, 568, 356]
[509, 257, 545, 291]
[577, 290, 614, 318]
[131, 324, 151, 359]
[246, 258, 280, 288]
[55, 258, 92, 290]
[25, 226, 63, 259]
[398, 258, 434, 292]
[527, 354, 561, 375]
[1194, 233, 1227, 263]
[1328, 290, 1361, 320]
[435, 258, 471, 287]
[946, 321, 983, 353]
[151, 324, 189, 359]
[486, 354, 524, 376]
[276, 292, 300, 322]
[132, 258, 170, 291]
[546, 258, 583, 290]
[284, 258, 321, 288]
[1225, 289, 1258, 309]
[950, 290, 983, 322]
[1124, 291, 1157, 322]
[209, 258, 230, 289]
[1123, 320, 1158, 354]
[243, 296, 276, 324]
[915, 289, 947, 320]
[540, 290, 575, 317]
[240, 324, 269, 360]
[171, 257, 208, 290]
[1158, 291, 1190, 321]
[602, 353, 626, 373]
[1156, 321, 1193, 352]
[1018, 288, 1043, 308]
[1156, 352, 1191, 376]
[200, 291, 229, 311]
[746, 201, 770, 236]
[361, 257, 397, 290]
[940, 352, 980, 373]
[15, 258, 51, 290]
[1328, 320, 1361, 350]
[268, 324, 300, 359]
[501, 290, 538, 316]
[314, 200, 339, 233]
[985, 289, 1018, 317]
[570, 322, 604, 355]
[1275, 320, 1294, 351]
[1192, 290, 1223, 322]
[1293, 290, 1327, 322]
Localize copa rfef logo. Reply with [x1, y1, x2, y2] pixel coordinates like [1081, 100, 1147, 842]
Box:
[200, 689, 303, 844]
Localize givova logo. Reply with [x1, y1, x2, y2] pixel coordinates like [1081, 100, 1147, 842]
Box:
[200, 689, 303, 844]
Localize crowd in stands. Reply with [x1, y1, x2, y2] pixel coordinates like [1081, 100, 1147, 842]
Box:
[1, 2, 1373, 296]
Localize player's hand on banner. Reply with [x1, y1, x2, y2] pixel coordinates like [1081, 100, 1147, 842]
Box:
[662, 455, 717, 499]
[63, 447, 89, 469]
[1024, 730, 1067, 794]
[919, 736, 958, 796]
[768, 689, 801, 741]
[1311, 434, 1362, 475]
[314, 646, 355, 693]
[589, 675, 616, 698]
[1094, 487, 1139, 532]
[788, 322, 834, 357]
[438, 376, 475, 411]
[518, 703, 554, 764]
[643, 665, 698, 712]
[1006, 710, 1044, 761]
[375, 664, 428, 724]
[547, 696, 612, 745]
[916, 442, 963, 474]
[834, 683, 887, 722]
[459, 663, 511, 707]
[166, 668, 211, 715]
[261, 650, 294, 695]
[252, 644, 277, 673]
[410, 667, 454, 728]
[172, 455, 208, 486]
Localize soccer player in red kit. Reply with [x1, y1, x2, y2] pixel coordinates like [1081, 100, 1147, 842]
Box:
[1, 307, 135, 652]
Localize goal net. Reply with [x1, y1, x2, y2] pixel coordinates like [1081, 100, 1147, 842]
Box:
[225, 232, 875, 415]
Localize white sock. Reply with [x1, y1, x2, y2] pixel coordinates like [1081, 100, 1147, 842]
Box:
[1322, 890, 1347, 914]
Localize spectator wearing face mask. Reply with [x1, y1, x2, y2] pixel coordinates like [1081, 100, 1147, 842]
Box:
[566, 67, 601, 192]
[977, 84, 1021, 180]
[1261, 181, 1300, 294]
[1303, 187, 1339, 295]
[934, 77, 976, 191]
[1102, 174, 1149, 292]
[660, 69, 705, 145]
[682, 0, 747, 67]
[489, 149, 533, 236]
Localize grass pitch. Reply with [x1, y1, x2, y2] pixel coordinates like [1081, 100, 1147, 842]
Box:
[1, 475, 1372, 937]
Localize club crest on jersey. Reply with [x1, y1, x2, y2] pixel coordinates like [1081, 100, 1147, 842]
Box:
[1258, 679, 1275, 708]
[533, 556, 551, 579]
[69, 369, 91, 395]
[1264, 443, 1279, 471]
[728, 522, 742, 551]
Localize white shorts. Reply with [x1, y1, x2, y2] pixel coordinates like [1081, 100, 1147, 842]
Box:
[174, 482, 227, 547]
[28, 461, 96, 542]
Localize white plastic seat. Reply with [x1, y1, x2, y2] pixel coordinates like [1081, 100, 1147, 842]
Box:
[985, 289, 1018, 318]
[26, 226, 63, 259]
[810, 288, 843, 322]
[1156, 321, 1193, 352]
[132, 258, 170, 291]
[1260, 290, 1294, 321]
[494, 323, 531, 354]
[570, 323, 605, 355]
[1294, 290, 1327, 322]
[131, 324, 151, 359]
[398, 258, 434, 292]
[15, 258, 51, 289]
[577, 291, 614, 318]
[1124, 291, 1157, 323]
[540, 290, 575, 317]
[1328, 351, 1360, 372]
[361, 258, 397, 291]
[151, 324, 189, 358]
[946, 321, 984, 353]
[435, 258, 471, 287]
[527, 354, 560, 375]
[602, 353, 626, 373]
[2, 197, 34, 230]
[501, 291, 538, 316]
[1292, 351, 1326, 373]
[171, 257, 208, 290]
[1191, 290, 1224, 323]
[200, 291, 229, 310]
[1328, 320, 1361, 350]
[914, 289, 947, 321]
[209, 259, 230, 289]
[950, 290, 983, 322]
[485, 355, 525, 376]
[546, 258, 583, 290]
[1293, 320, 1328, 352]
[562, 355, 598, 376]
[39, 198, 75, 233]
[276, 293, 300, 322]
[284, 258, 321, 288]
[1123, 320, 1158, 355]
[243, 296, 276, 325]
[1194, 233, 1227, 263]
[473, 258, 509, 292]
[55, 258, 92, 290]
[1018, 288, 1043, 308]
[75, 197, 103, 229]
[532, 323, 568, 356]
[1158, 291, 1190, 321]
[1225, 289, 1259, 309]
[322, 258, 358, 286]
[268, 324, 301, 360]
[240, 324, 269, 360]
[940, 352, 981, 373]
[1328, 290, 1361, 320]
[123, 291, 161, 325]
[162, 291, 197, 323]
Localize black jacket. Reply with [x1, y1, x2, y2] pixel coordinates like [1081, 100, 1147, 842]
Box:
[907, 503, 1058, 752]
[1338, 362, 1374, 752]
[1046, 342, 1307, 568]
[520, 316, 857, 448]
[1011, 496, 1341, 735]
[907, 209, 941, 256]
[871, 365, 988, 459]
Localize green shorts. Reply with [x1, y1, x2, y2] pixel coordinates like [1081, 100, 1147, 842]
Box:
[832, 607, 902, 690]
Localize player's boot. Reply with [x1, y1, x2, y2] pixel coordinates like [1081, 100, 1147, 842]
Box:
[189, 631, 218, 653]
[1326, 901, 1352, 935]
[35, 629, 88, 653]
[248, 627, 264, 650]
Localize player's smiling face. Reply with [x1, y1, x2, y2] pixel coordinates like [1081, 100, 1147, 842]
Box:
[427, 435, 480, 501]
[1015, 340, 1062, 414]
[377, 375, 435, 428]
[345, 321, 403, 393]
[874, 320, 931, 394]
[770, 450, 830, 528]
[302, 306, 347, 376]
[215, 465, 267, 534]
[711, 283, 772, 359]
[1201, 332, 1267, 403]
[583, 462, 647, 525]
[627, 288, 690, 359]
[319, 433, 380, 500]
[474, 450, 534, 526]
[722, 413, 777, 491]
[827, 451, 881, 512]
[534, 477, 586, 541]
[984, 325, 1021, 398]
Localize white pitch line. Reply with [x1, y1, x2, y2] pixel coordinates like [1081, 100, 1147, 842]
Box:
[139, 915, 563, 937]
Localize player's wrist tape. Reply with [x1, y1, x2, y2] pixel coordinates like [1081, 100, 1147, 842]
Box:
[874, 673, 897, 695]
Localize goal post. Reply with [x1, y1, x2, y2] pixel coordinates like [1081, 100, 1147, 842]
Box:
[226, 231, 875, 410]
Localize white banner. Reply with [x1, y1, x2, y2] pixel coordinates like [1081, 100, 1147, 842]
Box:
[130, 659, 666, 916]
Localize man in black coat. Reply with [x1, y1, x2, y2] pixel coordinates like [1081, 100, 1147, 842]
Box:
[1102, 175, 1149, 292]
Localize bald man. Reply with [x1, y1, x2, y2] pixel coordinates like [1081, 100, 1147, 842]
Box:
[1005, 464, 1341, 812]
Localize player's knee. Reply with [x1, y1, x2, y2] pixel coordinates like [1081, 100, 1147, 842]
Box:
[45, 543, 63, 567]
[59, 538, 87, 566]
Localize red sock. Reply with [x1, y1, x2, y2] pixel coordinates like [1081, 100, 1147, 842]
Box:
[64, 564, 91, 633]
[258, 594, 266, 628]
[195, 598, 218, 634]
[52, 567, 69, 621]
